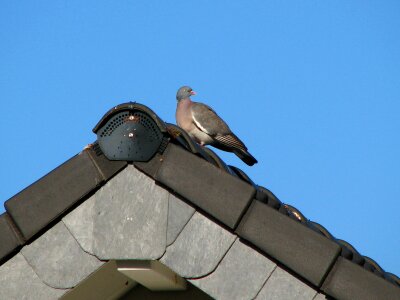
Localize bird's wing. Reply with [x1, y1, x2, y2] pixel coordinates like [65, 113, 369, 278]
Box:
[191, 102, 231, 136]
[213, 133, 248, 152]
[191, 102, 248, 152]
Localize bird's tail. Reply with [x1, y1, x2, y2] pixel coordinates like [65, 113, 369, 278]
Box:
[233, 149, 258, 166]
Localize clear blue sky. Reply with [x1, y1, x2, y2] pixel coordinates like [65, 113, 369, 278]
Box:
[1, 1, 399, 276]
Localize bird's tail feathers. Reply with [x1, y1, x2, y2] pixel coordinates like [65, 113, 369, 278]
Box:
[233, 149, 258, 166]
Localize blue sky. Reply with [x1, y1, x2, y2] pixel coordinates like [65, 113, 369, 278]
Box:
[1, 1, 399, 276]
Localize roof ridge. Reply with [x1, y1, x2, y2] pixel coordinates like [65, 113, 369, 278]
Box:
[0, 102, 398, 299]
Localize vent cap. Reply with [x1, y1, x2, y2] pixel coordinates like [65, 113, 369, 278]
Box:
[93, 102, 167, 161]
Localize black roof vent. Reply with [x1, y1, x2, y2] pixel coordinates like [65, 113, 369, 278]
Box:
[93, 102, 167, 161]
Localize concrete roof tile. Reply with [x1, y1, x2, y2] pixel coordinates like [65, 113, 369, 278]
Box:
[161, 212, 236, 278]
[255, 267, 317, 300]
[237, 200, 340, 287]
[166, 193, 195, 246]
[0, 213, 23, 263]
[190, 239, 276, 300]
[5, 151, 103, 241]
[62, 194, 96, 254]
[64, 165, 169, 260]
[92, 165, 169, 260]
[0, 253, 67, 299]
[322, 257, 400, 300]
[155, 143, 255, 229]
[21, 222, 103, 289]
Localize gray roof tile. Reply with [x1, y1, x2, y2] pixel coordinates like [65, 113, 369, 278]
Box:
[166, 193, 195, 246]
[3, 144, 126, 245]
[64, 165, 169, 260]
[155, 143, 256, 229]
[62, 194, 96, 253]
[92, 165, 169, 260]
[0, 253, 67, 299]
[5, 151, 104, 241]
[322, 257, 400, 300]
[86, 142, 128, 180]
[161, 212, 236, 278]
[237, 200, 340, 287]
[255, 267, 317, 300]
[21, 222, 103, 289]
[0, 213, 23, 262]
[190, 239, 276, 300]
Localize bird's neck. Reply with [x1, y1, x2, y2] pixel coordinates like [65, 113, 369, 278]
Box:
[176, 98, 193, 128]
[177, 97, 192, 107]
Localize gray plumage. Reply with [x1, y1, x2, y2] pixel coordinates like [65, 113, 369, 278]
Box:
[175, 86, 257, 166]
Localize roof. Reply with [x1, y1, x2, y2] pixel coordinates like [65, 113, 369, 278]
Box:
[0, 102, 399, 300]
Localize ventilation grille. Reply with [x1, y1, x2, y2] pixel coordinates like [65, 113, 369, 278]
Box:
[96, 110, 163, 161]
[98, 111, 160, 138]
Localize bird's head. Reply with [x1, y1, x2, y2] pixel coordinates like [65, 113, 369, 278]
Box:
[176, 86, 196, 102]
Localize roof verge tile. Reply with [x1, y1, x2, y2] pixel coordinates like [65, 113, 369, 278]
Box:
[236, 200, 340, 287]
[5, 151, 104, 241]
[155, 143, 256, 229]
[0, 213, 24, 263]
[322, 256, 400, 300]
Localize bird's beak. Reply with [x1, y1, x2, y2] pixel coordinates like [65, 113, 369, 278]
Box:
[190, 91, 196, 96]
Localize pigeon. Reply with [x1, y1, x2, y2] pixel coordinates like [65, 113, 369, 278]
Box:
[175, 86, 257, 166]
